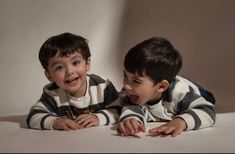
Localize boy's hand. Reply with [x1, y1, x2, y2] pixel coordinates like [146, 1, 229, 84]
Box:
[149, 117, 187, 137]
[117, 118, 146, 136]
[75, 114, 99, 128]
[53, 118, 81, 131]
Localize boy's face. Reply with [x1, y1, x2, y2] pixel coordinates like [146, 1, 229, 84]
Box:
[45, 52, 90, 97]
[123, 70, 168, 106]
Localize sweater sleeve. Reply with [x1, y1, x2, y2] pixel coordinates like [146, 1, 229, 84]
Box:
[174, 86, 216, 130]
[95, 80, 122, 126]
[26, 89, 68, 130]
[26, 100, 59, 130]
[118, 91, 146, 126]
[119, 105, 146, 125]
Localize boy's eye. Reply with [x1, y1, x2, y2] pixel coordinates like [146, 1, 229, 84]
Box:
[73, 60, 81, 65]
[133, 80, 141, 84]
[55, 65, 63, 71]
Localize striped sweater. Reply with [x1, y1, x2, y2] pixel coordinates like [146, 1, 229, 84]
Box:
[27, 74, 121, 130]
[119, 76, 216, 130]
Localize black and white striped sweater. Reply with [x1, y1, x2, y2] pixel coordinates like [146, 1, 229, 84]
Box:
[27, 74, 121, 130]
[119, 76, 216, 130]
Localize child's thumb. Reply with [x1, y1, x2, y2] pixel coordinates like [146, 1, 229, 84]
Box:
[138, 124, 146, 132]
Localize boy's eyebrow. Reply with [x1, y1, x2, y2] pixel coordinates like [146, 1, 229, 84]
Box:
[50, 54, 84, 67]
[123, 70, 143, 82]
[50, 61, 62, 68]
[134, 77, 143, 82]
[70, 54, 83, 60]
[132, 74, 144, 82]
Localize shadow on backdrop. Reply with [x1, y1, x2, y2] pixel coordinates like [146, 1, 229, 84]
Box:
[0, 114, 28, 129]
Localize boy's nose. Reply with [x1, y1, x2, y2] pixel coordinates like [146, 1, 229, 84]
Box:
[66, 65, 75, 75]
[123, 83, 132, 91]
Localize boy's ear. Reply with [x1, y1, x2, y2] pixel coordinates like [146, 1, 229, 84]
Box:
[44, 70, 54, 82]
[158, 80, 169, 93]
[86, 58, 91, 71]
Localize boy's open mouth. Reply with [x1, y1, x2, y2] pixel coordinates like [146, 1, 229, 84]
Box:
[65, 77, 79, 84]
[128, 94, 139, 104]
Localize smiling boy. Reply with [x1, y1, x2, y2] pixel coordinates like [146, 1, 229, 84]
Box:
[27, 32, 121, 130]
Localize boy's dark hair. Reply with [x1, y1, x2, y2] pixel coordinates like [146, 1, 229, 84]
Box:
[39, 32, 91, 70]
[124, 37, 182, 84]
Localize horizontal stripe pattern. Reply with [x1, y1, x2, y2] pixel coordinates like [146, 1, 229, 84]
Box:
[27, 74, 121, 130]
[120, 75, 216, 130]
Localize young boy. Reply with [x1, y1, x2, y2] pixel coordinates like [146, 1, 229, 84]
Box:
[117, 37, 216, 137]
[26, 32, 121, 130]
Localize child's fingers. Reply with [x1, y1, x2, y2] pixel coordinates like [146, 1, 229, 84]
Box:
[79, 119, 91, 128]
[130, 119, 139, 133]
[63, 125, 70, 131]
[64, 122, 80, 131]
[149, 127, 159, 133]
[84, 121, 96, 128]
[129, 119, 145, 133]
[82, 118, 98, 128]
[117, 122, 127, 136]
[74, 114, 87, 122]
[149, 125, 168, 134]
[76, 118, 86, 126]
[75, 115, 91, 125]
[138, 124, 146, 133]
[149, 126, 181, 137]
[124, 120, 135, 135]
[164, 127, 175, 134]
[171, 128, 183, 137]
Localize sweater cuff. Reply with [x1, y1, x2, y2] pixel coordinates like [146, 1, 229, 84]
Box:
[95, 113, 108, 126]
[123, 116, 144, 125]
[44, 116, 59, 130]
[175, 114, 195, 130]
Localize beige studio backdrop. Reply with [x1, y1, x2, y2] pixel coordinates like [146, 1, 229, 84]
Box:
[0, 0, 234, 116]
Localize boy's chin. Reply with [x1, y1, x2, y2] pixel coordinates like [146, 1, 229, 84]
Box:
[130, 101, 143, 106]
